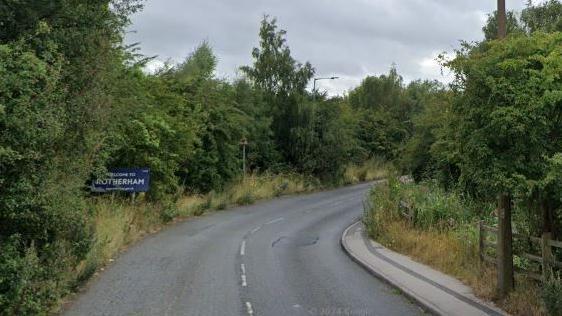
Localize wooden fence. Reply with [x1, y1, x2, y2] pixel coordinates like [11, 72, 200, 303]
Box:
[479, 222, 562, 282]
[395, 199, 562, 283]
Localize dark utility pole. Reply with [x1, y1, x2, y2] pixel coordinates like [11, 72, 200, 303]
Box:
[496, 0, 513, 298]
[498, 0, 507, 39]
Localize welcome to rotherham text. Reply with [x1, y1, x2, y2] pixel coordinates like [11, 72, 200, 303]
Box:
[94, 178, 146, 186]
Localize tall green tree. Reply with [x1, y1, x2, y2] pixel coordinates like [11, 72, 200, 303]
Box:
[241, 16, 315, 170]
[168, 43, 245, 192]
[446, 32, 562, 233]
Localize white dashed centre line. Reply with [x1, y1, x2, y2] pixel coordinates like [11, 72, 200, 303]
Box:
[241, 274, 247, 287]
[240, 240, 246, 256]
[265, 217, 284, 225]
[246, 301, 254, 315]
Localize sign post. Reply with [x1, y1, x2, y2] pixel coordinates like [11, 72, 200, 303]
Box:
[240, 138, 248, 181]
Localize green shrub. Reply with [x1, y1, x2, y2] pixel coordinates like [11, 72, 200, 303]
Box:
[275, 182, 289, 197]
[216, 200, 228, 210]
[542, 272, 562, 316]
[236, 192, 255, 205]
[0, 236, 71, 315]
[160, 204, 179, 223]
[368, 177, 479, 232]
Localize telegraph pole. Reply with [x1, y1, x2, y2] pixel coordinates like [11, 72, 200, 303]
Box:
[498, 0, 507, 39]
[496, 0, 513, 298]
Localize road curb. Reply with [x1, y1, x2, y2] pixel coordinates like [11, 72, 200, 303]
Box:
[341, 220, 507, 316]
[340, 221, 441, 316]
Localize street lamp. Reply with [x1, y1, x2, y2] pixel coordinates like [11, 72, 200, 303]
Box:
[312, 76, 339, 102]
[309, 76, 339, 152]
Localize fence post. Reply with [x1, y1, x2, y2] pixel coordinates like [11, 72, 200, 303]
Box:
[479, 221, 484, 262]
[497, 193, 514, 297]
[542, 232, 553, 280]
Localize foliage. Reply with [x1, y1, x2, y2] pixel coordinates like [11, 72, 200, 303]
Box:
[348, 68, 429, 161]
[522, 0, 562, 33]
[445, 32, 562, 201]
[366, 177, 481, 233]
[364, 181, 546, 315]
[0, 236, 72, 315]
[9, 0, 562, 313]
[482, 10, 525, 41]
[241, 16, 363, 181]
[482, 1, 562, 41]
[542, 272, 562, 316]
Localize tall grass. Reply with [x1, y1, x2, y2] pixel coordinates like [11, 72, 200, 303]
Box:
[342, 158, 391, 185]
[364, 178, 546, 316]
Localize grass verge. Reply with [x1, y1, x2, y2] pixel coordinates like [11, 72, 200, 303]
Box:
[363, 178, 547, 316]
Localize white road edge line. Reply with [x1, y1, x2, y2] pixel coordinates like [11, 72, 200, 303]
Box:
[240, 240, 246, 256]
[250, 226, 261, 234]
[264, 217, 284, 225]
[246, 301, 254, 315]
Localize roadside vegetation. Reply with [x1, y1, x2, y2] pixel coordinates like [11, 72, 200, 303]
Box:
[364, 178, 545, 315]
[365, 2, 562, 315]
[2, 0, 562, 314]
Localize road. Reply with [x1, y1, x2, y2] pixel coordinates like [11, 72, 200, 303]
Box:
[64, 182, 423, 316]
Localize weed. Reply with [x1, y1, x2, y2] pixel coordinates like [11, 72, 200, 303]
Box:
[236, 192, 255, 205]
[542, 272, 562, 316]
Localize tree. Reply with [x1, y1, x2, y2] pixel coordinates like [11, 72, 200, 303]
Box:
[165, 44, 245, 193]
[241, 16, 315, 171]
[521, 0, 562, 33]
[446, 34, 562, 292]
[347, 67, 416, 161]
[399, 81, 454, 182]
[482, 10, 525, 41]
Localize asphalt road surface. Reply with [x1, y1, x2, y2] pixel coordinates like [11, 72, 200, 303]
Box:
[64, 182, 423, 316]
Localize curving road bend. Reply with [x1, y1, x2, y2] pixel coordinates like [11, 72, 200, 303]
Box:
[64, 182, 423, 316]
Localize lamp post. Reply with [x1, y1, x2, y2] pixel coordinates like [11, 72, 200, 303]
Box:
[309, 76, 339, 153]
[312, 77, 339, 102]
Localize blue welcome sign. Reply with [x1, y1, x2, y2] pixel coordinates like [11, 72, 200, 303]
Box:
[91, 168, 150, 193]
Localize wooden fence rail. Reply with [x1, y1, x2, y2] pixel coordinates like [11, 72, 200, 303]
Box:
[478, 221, 562, 282]
[398, 201, 562, 281]
[396, 200, 562, 283]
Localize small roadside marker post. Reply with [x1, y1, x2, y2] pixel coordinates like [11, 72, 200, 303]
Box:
[240, 138, 248, 181]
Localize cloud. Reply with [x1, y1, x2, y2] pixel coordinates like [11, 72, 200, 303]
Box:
[126, 0, 533, 95]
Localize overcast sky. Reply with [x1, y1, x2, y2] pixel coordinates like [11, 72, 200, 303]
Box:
[126, 0, 542, 95]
